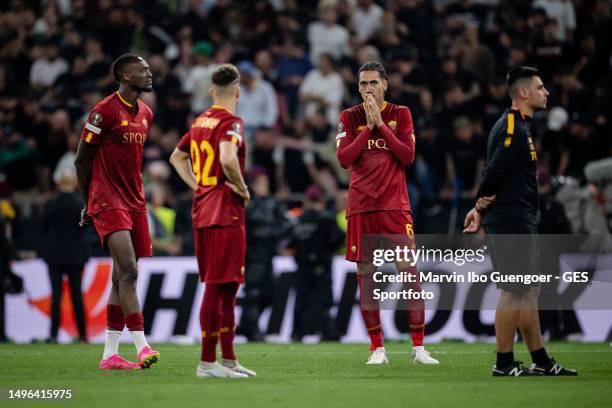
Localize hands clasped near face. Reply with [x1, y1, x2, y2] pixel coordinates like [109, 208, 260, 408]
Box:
[364, 94, 383, 129]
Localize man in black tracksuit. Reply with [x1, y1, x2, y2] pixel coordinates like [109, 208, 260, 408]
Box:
[464, 67, 576, 377]
[291, 185, 344, 341]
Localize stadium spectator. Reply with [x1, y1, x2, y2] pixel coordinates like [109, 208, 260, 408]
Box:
[30, 39, 69, 89]
[307, 4, 351, 66]
[351, 0, 384, 45]
[183, 41, 216, 114]
[236, 61, 279, 141]
[298, 53, 344, 127]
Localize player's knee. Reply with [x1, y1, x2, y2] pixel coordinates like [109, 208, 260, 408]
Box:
[500, 289, 528, 301]
[117, 261, 138, 284]
[357, 262, 376, 276]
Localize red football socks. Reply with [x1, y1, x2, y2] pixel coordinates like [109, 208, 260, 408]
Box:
[200, 284, 223, 362]
[357, 273, 384, 350]
[401, 267, 425, 347]
[124, 312, 144, 332]
[107, 304, 124, 331]
[220, 282, 240, 360]
[200, 283, 240, 363]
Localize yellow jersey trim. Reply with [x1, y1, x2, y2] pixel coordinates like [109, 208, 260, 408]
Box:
[507, 113, 515, 135]
[211, 104, 232, 114]
[116, 91, 133, 108]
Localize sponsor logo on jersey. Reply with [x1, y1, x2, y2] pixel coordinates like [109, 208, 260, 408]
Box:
[367, 138, 389, 150]
[122, 132, 147, 146]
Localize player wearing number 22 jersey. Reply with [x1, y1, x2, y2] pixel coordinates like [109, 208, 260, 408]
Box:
[171, 64, 255, 378]
[176, 106, 246, 284]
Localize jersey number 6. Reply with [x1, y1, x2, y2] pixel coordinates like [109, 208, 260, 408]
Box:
[190, 140, 218, 186]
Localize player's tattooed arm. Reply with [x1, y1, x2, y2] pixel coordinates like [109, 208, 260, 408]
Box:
[74, 139, 99, 227]
[169, 148, 198, 191]
[219, 141, 250, 205]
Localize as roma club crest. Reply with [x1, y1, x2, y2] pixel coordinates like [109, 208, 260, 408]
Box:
[142, 118, 148, 126]
[387, 120, 397, 130]
[90, 112, 102, 126]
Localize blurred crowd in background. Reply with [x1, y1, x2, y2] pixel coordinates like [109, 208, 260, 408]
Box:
[0, 0, 611, 341]
[0, 0, 611, 253]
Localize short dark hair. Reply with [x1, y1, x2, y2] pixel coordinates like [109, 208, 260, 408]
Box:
[358, 61, 388, 80]
[506, 66, 539, 98]
[212, 64, 240, 87]
[111, 54, 144, 83]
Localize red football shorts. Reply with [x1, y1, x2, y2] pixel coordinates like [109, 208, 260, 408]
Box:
[346, 210, 414, 262]
[92, 209, 152, 259]
[194, 225, 246, 284]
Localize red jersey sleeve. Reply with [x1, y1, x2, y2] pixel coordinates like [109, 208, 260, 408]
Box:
[177, 132, 191, 152]
[220, 118, 245, 148]
[336, 110, 371, 169]
[377, 107, 415, 167]
[80, 104, 115, 145]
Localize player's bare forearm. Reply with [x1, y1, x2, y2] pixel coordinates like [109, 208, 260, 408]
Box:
[169, 148, 197, 191]
[219, 141, 249, 202]
[74, 139, 97, 206]
[221, 156, 246, 191]
[336, 127, 372, 168]
[377, 124, 415, 166]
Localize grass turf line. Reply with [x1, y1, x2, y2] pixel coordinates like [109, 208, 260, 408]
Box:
[0, 342, 610, 408]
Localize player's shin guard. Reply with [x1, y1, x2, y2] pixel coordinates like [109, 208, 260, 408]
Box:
[357, 273, 383, 350]
[200, 284, 223, 363]
[220, 282, 240, 361]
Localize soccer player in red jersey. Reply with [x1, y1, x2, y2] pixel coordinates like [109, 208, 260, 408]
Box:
[336, 61, 439, 365]
[170, 64, 256, 378]
[75, 54, 159, 370]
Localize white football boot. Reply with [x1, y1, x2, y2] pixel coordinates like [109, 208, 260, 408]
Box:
[196, 361, 248, 378]
[366, 347, 389, 365]
[221, 359, 257, 377]
[412, 349, 439, 365]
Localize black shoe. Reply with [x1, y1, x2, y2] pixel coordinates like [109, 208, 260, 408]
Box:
[530, 358, 578, 376]
[492, 361, 537, 376]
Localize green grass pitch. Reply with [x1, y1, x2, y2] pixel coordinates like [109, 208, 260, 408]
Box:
[1, 342, 610, 408]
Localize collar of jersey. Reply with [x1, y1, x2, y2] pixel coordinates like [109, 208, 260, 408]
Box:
[362, 101, 387, 112]
[211, 104, 231, 114]
[116, 91, 135, 109]
[509, 108, 532, 122]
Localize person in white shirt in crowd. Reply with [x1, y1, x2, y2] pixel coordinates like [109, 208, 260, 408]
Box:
[30, 39, 68, 89]
[298, 53, 344, 127]
[183, 41, 217, 114]
[307, 4, 351, 66]
[351, 0, 384, 44]
[533, 0, 576, 42]
[236, 61, 279, 141]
